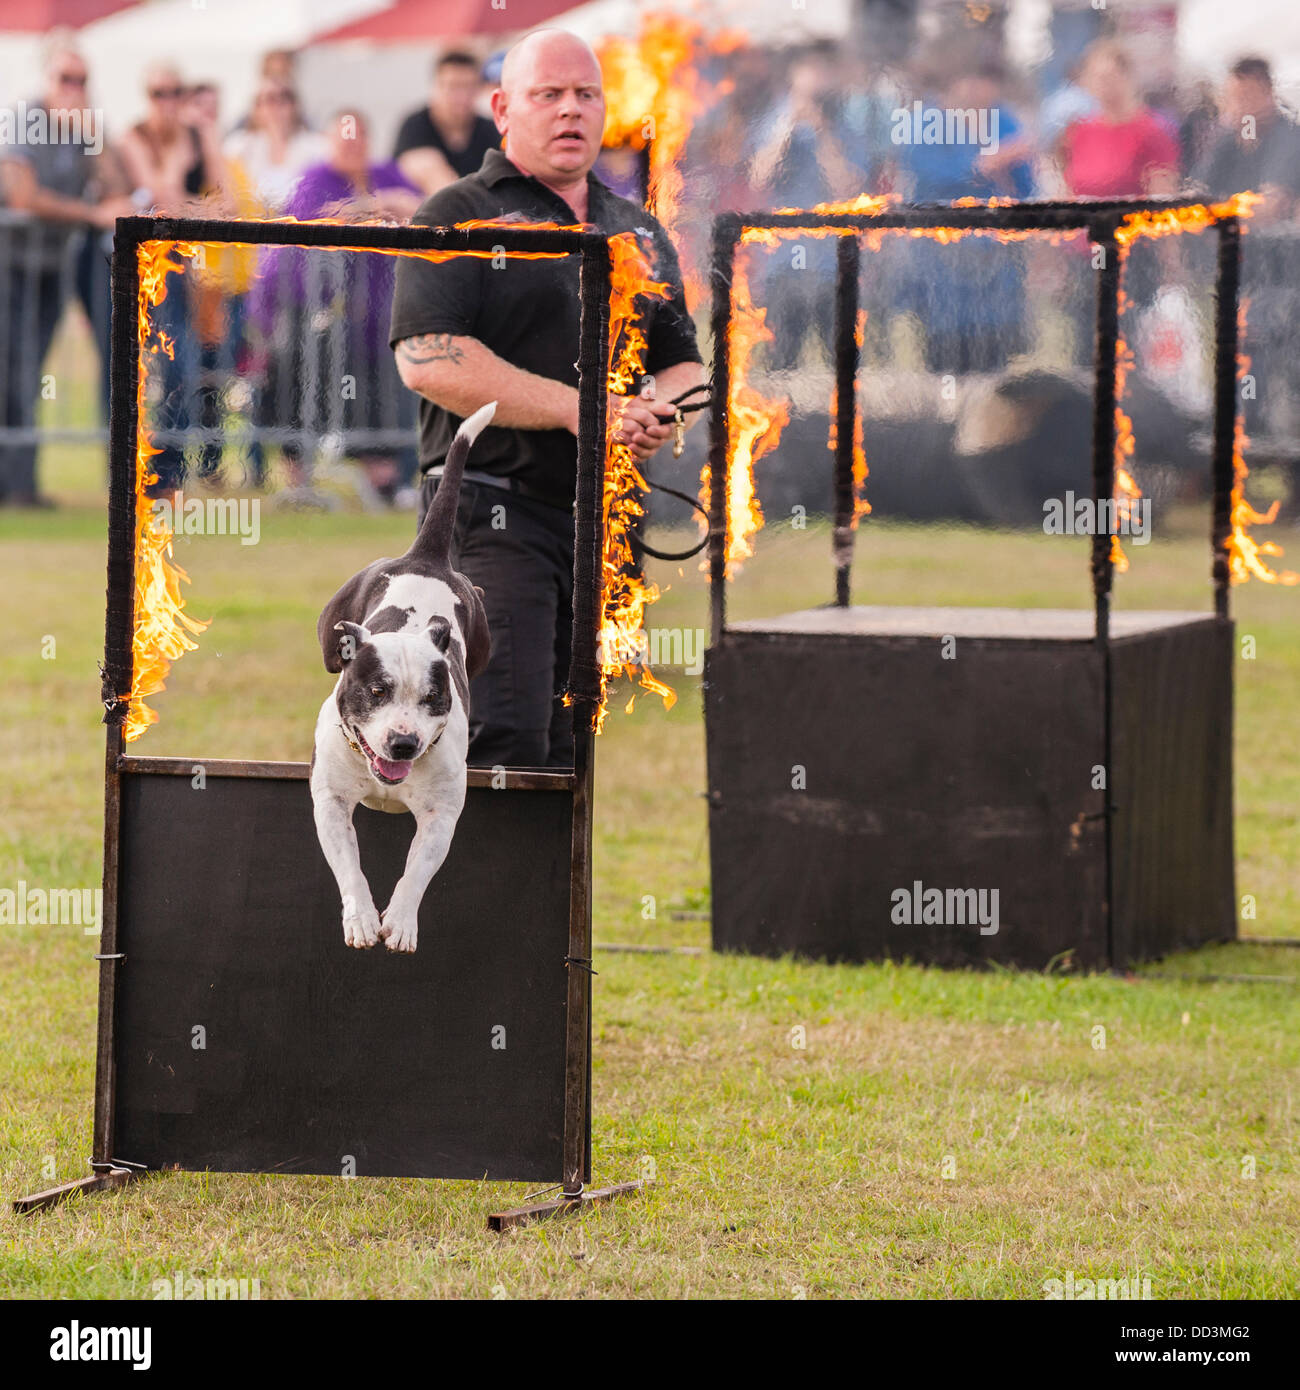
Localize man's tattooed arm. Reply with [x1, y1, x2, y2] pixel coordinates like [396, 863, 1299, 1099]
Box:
[396, 333, 467, 366]
[394, 332, 578, 433]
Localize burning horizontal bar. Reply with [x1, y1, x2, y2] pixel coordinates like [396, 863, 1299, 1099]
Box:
[732, 195, 1243, 234]
[114, 215, 590, 256]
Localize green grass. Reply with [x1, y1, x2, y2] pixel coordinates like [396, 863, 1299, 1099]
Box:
[1, 443, 1298, 1298]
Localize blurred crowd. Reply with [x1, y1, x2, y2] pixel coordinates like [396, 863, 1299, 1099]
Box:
[3, 27, 1300, 508]
[683, 38, 1300, 377]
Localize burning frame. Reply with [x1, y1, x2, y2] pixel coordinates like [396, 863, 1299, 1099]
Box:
[15, 217, 638, 1229]
[706, 194, 1270, 642]
[702, 196, 1262, 971]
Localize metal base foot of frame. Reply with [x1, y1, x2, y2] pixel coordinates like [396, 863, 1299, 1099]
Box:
[13, 1166, 151, 1214]
[487, 1180, 644, 1232]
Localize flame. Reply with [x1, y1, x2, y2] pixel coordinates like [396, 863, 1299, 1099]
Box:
[1115, 191, 1261, 247]
[698, 243, 789, 574]
[122, 241, 211, 741]
[1112, 191, 1291, 583]
[593, 231, 677, 725]
[1110, 266, 1140, 572]
[596, 12, 743, 301]
[1227, 300, 1297, 585]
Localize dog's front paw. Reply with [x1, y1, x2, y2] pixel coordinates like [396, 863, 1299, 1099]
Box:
[342, 894, 381, 949]
[378, 905, 419, 954]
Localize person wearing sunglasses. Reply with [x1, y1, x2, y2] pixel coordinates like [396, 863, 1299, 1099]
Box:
[119, 63, 225, 215]
[223, 80, 326, 214]
[0, 43, 132, 507]
[119, 64, 229, 499]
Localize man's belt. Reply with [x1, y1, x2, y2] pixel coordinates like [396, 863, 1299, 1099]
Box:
[424, 465, 574, 513]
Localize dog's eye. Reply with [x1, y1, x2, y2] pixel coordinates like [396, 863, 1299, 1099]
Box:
[369, 685, 387, 698]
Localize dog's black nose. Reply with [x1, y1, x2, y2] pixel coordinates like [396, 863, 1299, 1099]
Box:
[388, 735, 419, 760]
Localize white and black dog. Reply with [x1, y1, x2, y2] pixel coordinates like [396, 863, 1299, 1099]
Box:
[310, 401, 495, 954]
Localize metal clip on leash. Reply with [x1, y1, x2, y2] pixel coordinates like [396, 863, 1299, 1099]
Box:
[619, 383, 713, 563]
[667, 381, 712, 459]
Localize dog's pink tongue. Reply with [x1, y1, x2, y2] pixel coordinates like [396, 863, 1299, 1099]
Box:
[374, 756, 413, 782]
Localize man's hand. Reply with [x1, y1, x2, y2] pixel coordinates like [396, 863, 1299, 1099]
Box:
[607, 392, 675, 460]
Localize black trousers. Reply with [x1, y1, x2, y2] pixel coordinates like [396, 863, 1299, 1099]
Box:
[418, 474, 575, 769]
[1, 268, 66, 502]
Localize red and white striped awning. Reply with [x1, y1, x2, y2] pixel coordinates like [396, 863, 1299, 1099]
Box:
[314, 0, 580, 44]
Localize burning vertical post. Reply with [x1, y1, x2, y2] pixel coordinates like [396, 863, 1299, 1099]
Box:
[833, 234, 862, 607]
[1212, 216, 1242, 620]
[708, 213, 740, 649]
[561, 231, 613, 1200]
[1089, 218, 1122, 651]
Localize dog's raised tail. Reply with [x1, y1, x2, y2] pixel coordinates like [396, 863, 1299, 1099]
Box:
[412, 400, 497, 561]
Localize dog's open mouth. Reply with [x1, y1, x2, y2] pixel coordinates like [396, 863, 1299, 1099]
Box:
[353, 727, 414, 785]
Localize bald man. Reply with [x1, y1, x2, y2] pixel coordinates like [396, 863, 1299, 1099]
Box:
[389, 29, 706, 769]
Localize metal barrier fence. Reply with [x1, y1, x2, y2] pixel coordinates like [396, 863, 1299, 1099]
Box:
[0, 216, 417, 500]
[0, 208, 113, 442]
[2, 209, 1297, 506]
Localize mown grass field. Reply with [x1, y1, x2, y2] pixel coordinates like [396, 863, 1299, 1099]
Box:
[1, 441, 1297, 1299]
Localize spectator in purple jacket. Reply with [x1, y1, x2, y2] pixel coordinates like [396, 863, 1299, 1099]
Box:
[251, 110, 421, 506]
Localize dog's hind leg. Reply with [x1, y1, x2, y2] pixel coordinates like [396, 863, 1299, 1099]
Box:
[313, 790, 382, 949]
[378, 801, 463, 954]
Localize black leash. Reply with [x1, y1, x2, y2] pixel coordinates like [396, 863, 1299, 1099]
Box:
[620, 383, 713, 562]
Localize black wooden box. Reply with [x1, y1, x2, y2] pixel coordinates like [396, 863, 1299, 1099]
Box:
[112, 768, 574, 1182]
[704, 606, 1235, 969]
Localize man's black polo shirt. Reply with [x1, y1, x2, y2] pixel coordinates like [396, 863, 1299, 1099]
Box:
[389, 147, 702, 498]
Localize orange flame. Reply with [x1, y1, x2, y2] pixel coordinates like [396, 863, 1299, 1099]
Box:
[699, 242, 789, 573]
[1115, 191, 1261, 247]
[123, 240, 211, 742]
[1227, 300, 1297, 585]
[1112, 191, 1291, 582]
[595, 231, 677, 724]
[1110, 265, 1140, 572]
[596, 12, 743, 302]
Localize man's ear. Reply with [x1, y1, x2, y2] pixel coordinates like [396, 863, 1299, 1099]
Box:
[333, 620, 370, 665]
[426, 615, 452, 654]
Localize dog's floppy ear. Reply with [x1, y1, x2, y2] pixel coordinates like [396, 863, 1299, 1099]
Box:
[426, 615, 452, 654]
[318, 568, 373, 673]
[332, 620, 370, 666]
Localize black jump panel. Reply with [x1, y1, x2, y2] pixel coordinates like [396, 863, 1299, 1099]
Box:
[1110, 617, 1235, 963]
[705, 607, 1233, 969]
[113, 771, 572, 1181]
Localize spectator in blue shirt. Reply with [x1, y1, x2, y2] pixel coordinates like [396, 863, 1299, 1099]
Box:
[892, 66, 1035, 375]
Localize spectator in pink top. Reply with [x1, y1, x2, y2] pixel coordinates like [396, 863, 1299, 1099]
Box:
[1060, 40, 1179, 197]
